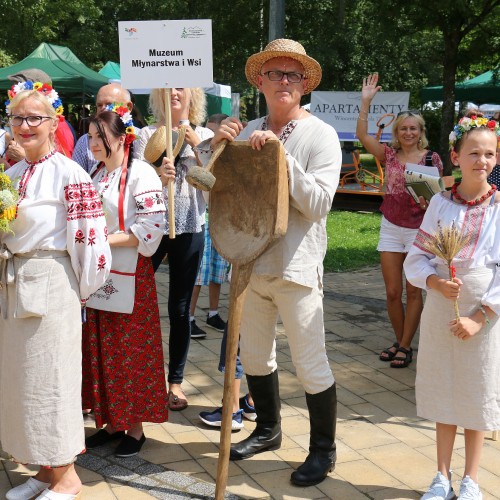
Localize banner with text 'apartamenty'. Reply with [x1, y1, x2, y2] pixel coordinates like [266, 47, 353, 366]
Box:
[118, 20, 213, 90]
[311, 91, 409, 142]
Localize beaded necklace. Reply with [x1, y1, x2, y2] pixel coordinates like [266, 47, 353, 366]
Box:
[451, 182, 497, 206]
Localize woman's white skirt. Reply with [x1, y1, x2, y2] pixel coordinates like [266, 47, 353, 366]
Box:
[0, 252, 84, 465]
[417, 265, 500, 431]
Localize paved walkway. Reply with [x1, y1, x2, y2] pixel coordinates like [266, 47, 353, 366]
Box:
[1, 265, 499, 499]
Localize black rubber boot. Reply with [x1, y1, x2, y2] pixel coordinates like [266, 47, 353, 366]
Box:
[230, 370, 281, 460]
[291, 383, 337, 486]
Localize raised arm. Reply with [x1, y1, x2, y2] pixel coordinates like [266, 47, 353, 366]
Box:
[356, 73, 385, 162]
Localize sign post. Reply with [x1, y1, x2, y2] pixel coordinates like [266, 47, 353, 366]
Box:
[119, 20, 213, 238]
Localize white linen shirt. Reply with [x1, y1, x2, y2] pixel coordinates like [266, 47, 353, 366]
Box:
[198, 115, 341, 288]
[2, 152, 111, 300]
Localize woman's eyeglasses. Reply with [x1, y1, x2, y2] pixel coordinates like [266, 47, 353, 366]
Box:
[9, 115, 53, 127]
[261, 71, 305, 83]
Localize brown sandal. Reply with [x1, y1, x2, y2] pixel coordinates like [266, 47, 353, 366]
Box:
[168, 390, 188, 411]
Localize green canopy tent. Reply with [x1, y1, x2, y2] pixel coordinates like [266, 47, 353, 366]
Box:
[98, 61, 121, 81]
[420, 70, 500, 104]
[98, 61, 232, 119]
[0, 43, 109, 104]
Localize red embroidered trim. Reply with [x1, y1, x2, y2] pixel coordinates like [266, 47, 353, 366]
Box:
[413, 228, 436, 254]
[25, 150, 56, 167]
[65, 182, 105, 220]
[458, 205, 485, 259]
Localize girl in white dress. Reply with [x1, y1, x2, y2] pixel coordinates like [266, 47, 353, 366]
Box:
[404, 116, 500, 500]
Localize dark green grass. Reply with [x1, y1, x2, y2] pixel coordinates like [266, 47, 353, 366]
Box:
[325, 210, 382, 273]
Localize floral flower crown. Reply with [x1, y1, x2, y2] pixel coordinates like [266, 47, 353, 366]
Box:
[5, 81, 64, 115]
[449, 116, 500, 149]
[105, 103, 136, 144]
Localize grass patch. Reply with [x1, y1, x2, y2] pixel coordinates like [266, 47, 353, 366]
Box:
[325, 210, 381, 273]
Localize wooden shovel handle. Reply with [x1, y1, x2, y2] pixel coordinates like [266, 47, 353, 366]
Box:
[215, 261, 254, 499]
[206, 139, 228, 174]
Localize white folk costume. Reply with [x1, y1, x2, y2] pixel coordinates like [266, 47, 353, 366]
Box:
[197, 114, 342, 392]
[0, 151, 111, 466]
[82, 159, 169, 429]
[404, 193, 500, 431]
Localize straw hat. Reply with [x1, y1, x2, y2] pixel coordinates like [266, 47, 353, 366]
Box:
[245, 39, 322, 95]
[144, 126, 186, 167]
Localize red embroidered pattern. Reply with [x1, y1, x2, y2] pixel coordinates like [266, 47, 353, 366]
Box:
[97, 255, 107, 271]
[75, 229, 85, 244]
[88, 228, 96, 246]
[413, 228, 436, 254]
[65, 182, 105, 221]
[135, 191, 164, 211]
[457, 206, 485, 259]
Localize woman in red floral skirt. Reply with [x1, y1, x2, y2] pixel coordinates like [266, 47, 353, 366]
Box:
[82, 106, 172, 457]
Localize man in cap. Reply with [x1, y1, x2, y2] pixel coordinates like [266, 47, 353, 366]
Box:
[72, 83, 133, 172]
[208, 39, 341, 486]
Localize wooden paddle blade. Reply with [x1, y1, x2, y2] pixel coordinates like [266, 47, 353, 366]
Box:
[209, 139, 288, 265]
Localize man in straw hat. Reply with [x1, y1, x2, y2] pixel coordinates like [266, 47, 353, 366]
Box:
[207, 39, 341, 486]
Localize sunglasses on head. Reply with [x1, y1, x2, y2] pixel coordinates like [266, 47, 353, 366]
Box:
[396, 109, 421, 117]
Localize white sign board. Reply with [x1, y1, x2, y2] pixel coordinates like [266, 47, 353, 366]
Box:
[311, 91, 410, 142]
[118, 20, 213, 89]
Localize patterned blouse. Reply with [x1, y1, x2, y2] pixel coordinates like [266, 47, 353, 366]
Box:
[380, 145, 443, 229]
[134, 125, 214, 235]
[2, 152, 111, 300]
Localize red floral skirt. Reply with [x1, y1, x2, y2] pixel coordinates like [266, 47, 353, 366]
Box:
[82, 255, 169, 429]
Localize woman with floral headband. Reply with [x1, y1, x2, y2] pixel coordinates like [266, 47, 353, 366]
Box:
[3, 80, 75, 166]
[405, 115, 500, 500]
[356, 73, 444, 368]
[82, 105, 170, 457]
[0, 84, 111, 499]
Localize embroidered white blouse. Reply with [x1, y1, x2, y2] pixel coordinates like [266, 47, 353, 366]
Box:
[91, 159, 165, 257]
[2, 152, 111, 301]
[404, 192, 500, 315]
[134, 125, 213, 235]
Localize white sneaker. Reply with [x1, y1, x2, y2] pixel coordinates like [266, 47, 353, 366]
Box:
[35, 489, 81, 499]
[421, 472, 456, 500]
[6, 477, 51, 500]
[458, 476, 482, 500]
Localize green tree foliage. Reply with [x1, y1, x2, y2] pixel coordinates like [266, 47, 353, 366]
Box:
[0, 0, 498, 133]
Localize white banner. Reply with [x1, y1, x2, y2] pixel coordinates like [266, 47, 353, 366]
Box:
[311, 91, 410, 142]
[118, 20, 213, 89]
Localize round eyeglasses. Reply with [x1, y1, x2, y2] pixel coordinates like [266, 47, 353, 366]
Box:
[261, 70, 305, 83]
[9, 115, 54, 127]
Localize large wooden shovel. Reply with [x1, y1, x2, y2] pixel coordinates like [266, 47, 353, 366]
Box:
[209, 139, 288, 499]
